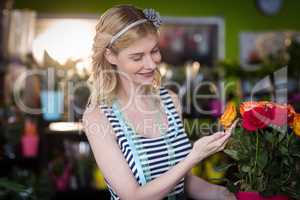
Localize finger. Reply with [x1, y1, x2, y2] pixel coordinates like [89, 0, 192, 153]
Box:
[225, 119, 239, 134]
[231, 119, 239, 128]
[211, 133, 231, 147]
[219, 137, 230, 150]
[208, 134, 230, 151]
[207, 132, 227, 144]
[219, 134, 230, 148]
[216, 144, 226, 153]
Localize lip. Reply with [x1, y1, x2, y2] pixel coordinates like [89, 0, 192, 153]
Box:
[137, 70, 155, 77]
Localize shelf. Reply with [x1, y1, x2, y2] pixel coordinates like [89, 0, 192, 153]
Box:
[45, 129, 87, 142]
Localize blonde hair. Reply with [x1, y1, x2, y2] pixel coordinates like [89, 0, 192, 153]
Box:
[88, 5, 162, 107]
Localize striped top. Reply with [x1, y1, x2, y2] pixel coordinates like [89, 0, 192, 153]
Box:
[100, 87, 193, 200]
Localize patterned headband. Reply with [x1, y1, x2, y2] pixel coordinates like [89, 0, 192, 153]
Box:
[108, 8, 162, 48]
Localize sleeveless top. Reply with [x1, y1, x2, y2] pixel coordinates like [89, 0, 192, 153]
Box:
[99, 87, 193, 200]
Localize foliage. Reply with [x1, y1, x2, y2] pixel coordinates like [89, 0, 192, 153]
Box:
[220, 102, 300, 198]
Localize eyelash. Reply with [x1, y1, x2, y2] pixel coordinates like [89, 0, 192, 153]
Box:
[132, 49, 160, 62]
[132, 57, 142, 62]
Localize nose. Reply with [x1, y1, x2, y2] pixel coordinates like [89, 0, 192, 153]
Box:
[144, 54, 156, 70]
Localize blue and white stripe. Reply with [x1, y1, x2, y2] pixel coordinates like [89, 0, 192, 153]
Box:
[100, 87, 192, 200]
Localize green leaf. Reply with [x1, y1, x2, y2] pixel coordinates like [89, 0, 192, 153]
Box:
[264, 132, 274, 143]
[291, 152, 300, 158]
[0, 178, 27, 192]
[226, 181, 239, 193]
[283, 158, 290, 166]
[257, 150, 268, 169]
[214, 163, 235, 172]
[278, 131, 286, 143]
[241, 165, 251, 173]
[279, 145, 288, 156]
[224, 149, 239, 160]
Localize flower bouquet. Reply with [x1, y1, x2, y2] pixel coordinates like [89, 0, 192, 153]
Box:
[219, 101, 300, 199]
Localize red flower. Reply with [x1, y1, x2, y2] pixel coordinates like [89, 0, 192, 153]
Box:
[240, 101, 296, 131]
[268, 103, 295, 127]
[242, 105, 275, 131]
[268, 103, 287, 127]
[240, 101, 268, 117]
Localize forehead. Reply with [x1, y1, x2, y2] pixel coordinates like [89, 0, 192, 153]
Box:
[120, 34, 159, 54]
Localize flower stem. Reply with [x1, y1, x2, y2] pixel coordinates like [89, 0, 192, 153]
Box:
[254, 130, 259, 190]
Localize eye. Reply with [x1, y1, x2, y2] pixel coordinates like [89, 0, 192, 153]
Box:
[131, 57, 142, 62]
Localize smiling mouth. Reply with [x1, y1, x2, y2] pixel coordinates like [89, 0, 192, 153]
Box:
[137, 70, 155, 77]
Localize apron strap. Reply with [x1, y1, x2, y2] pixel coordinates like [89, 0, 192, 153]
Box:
[112, 102, 147, 185]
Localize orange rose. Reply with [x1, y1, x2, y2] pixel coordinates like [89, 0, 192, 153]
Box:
[220, 102, 237, 129]
[240, 101, 268, 117]
[292, 114, 300, 137]
[287, 104, 296, 125]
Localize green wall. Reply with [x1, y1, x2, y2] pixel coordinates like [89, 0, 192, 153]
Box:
[14, 0, 300, 60]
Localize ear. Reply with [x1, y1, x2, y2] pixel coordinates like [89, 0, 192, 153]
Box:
[104, 48, 118, 65]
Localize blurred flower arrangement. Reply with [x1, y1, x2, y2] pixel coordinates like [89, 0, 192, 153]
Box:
[38, 50, 90, 121]
[219, 101, 300, 199]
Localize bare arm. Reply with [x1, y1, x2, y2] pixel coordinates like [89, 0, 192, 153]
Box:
[168, 90, 236, 200]
[83, 100, 232, 200]
[185, 172, 236, 200]
[83, 105, 195, 200]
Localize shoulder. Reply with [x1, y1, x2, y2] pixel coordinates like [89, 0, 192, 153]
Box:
[82, 105, 103, 127]
[82, 105, 115, 139]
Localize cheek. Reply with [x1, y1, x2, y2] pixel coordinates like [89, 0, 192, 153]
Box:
[117, 59, 143, 74]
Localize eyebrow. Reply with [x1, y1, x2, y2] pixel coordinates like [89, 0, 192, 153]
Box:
[128, 43, 159, 56]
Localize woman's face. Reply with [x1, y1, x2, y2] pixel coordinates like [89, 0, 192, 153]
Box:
[108, 34, 162, 86]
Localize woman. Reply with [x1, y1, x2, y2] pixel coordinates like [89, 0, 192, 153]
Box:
[83, 5, 237, 200]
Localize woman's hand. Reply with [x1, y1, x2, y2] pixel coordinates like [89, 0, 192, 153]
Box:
[187, 120, 238, 166]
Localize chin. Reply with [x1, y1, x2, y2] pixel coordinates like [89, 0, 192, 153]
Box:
[133, 79, 154, 87]
[134, 76, 154, 84]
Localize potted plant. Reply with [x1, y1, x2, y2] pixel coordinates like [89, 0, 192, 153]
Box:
[0, 167, 54, 200]
[21, 118, 39, 158]
[219, 101, 300, 200]
[40, 51, 64, 121]
[48, 156, 72, 191]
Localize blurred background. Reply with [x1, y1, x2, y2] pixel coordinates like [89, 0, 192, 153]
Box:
[0, 0, 299, 199]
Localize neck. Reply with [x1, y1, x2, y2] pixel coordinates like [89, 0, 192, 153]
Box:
[116, 78, 155, 109]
